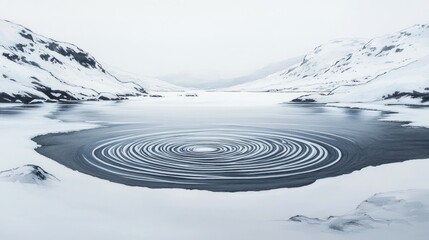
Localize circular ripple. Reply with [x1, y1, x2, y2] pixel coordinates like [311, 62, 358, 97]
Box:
[77, 126, 350, 191]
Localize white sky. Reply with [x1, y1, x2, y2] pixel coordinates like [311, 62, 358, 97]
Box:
[1, 0, 429, 82]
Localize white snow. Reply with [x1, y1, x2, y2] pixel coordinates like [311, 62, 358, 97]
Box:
[0, 164, 59, 184]
[290, 189, 429, 232]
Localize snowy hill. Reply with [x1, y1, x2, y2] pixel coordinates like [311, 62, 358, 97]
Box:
[227, 24, 429, 103]
[0, 20, 149, 103]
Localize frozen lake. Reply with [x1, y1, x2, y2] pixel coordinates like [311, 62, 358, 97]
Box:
[27, 92, 429, 191]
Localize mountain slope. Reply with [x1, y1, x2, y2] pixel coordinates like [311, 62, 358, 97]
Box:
[212, 56, 303, 90]
[312, 55, 429, 104]
[0, 20, 147, 103]
[107, 67, 186, 92]
[226, 39, 365, 92]
[227, 24, 429, 103]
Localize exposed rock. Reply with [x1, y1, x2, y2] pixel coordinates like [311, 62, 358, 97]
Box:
[19, 31, 34, 42]
[149, 94, 164, 98]
[291, 97, 316, 103]
[97, 92, 126, 101]
[2, 52, 19, 62]
[45, 42, 97, 69]
[39, 53, 50, 61]
[383, 90, 429, 103]
[0, 92, 44, 104]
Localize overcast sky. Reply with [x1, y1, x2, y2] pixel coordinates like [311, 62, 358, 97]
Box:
[1, 0, 429, 84]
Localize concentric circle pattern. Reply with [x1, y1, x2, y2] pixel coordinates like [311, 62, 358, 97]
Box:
[76, 126, 350, 191]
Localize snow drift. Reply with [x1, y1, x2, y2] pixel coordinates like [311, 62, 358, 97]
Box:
[0, 164, 58, 184]
[289, 189, 429, 232]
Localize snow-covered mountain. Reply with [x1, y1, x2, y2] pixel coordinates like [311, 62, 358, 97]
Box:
[227, 24, 429, 104]
[0, 20, 178, 103]
[159, 56, 303, 90]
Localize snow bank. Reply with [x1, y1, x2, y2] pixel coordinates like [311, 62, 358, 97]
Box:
[290, 189, 429, 232]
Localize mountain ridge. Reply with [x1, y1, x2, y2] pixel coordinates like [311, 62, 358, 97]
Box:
[0, 20, 182, 103]
[226, 24, 429, 104]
